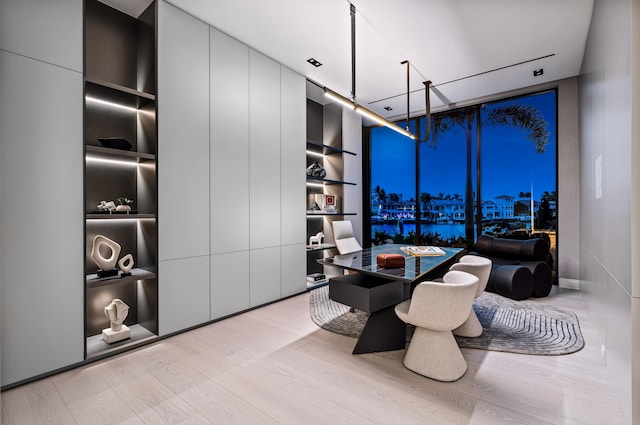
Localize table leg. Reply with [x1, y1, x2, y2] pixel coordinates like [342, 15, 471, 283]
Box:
[352, 305, 407, 354]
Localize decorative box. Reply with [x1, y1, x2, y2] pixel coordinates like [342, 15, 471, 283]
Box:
[376, 253, 405, 269]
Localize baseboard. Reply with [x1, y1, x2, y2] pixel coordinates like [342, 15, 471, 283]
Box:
[559, 278, 580, 290]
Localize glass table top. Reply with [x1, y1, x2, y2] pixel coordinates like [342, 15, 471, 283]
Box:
[318, 244, 464, 283]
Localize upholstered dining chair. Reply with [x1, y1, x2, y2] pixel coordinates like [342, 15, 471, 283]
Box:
[449, 255, 492, 337]
[394, 270, 478, 381]
[331, 220, 362, 255]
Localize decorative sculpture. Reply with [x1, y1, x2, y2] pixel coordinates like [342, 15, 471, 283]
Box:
[306, 161, 326, 178]
[97, 200, 117, 212]
[91, 235, 121, 278]
[309, 231, 324, 246]
[118, 253, 134, 276]
[102, 298, 131, 343]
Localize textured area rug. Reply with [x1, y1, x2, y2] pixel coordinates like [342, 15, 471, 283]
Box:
[309, 285, 584, 355]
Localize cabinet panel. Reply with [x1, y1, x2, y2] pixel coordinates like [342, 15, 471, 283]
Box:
[342, 108, 363, 241]
[211, 251, 250, 319]
[281, 244, 307, 297]
[158, 1, 210, 261]
[210, 27, 250, 254]
[159, 256, 210, 336]
[250, 247, 281, 307]
[280, 67, 307, 246]
[0, 51, 84, 386]
[0, 0, 82, 72]
[250, 50, 281, 249]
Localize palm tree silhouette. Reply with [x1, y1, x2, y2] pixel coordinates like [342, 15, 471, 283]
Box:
[429, 101, 549, 244]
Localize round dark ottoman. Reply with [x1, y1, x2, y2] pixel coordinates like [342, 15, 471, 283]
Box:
[520, 261, 553, 297]
[487, 265, 534, 301]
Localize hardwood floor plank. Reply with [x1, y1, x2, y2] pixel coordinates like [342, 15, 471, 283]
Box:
[111, 373, 213, 425]
[0, 287, 626, 425]
[1, 379, 78, 425]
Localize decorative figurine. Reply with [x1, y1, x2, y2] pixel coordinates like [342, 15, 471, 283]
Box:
[306, 161, 326, 178]
[309, 231, 324, 246]
[102, 299, 131, 343]
[97, 200, 117, 212]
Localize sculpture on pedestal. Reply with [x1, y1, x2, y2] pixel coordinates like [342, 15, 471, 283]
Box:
[91, 235, 121, 278]
[102, 298, 131, 343]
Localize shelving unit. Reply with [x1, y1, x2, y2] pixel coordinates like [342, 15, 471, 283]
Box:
[306, 99, 358, 277]
[83, 0, 158, 359]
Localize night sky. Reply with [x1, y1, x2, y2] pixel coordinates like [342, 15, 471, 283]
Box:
[370, 91, 557, 203]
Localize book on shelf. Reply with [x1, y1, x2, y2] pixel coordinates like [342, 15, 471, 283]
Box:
[400, 246, 446, 256]
[307, 273, 326, 282]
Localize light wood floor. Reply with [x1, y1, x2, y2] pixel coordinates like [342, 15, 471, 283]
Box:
[1, 286, 626, 425]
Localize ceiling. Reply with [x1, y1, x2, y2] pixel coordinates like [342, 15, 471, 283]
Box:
[113, 0, 595, 121]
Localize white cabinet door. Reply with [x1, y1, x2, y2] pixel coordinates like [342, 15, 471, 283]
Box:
[211, 251, 250, 319]
[158, 1, 210, 261]
[0, 51, 84, 386]
[281, 244, 307, 297]
[159, 256, 210, 336]
[249, 50, 281, 250]
[250, 247, 282, 306]
[0, 0, 82, 72]
[210, 27, 250, 255]
[280, 66, 307, 247]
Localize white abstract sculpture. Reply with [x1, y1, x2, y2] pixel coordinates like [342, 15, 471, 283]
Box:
[97, 200, 117, 212]
[102, 298, 131, 343]
[309, 231, 324, 246]
[118, 253, 134, 275]
[91, 235, 121, 277]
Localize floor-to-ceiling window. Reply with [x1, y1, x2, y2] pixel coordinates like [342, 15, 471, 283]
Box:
[366, 89, 557, 268]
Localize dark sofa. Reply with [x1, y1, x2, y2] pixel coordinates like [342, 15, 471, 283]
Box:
[473, 234, 553, 300]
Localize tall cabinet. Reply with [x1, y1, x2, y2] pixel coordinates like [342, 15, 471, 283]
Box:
[157, 0, 210, 336]
[0, 0, 84, 388]
[83, 0, 158, 358]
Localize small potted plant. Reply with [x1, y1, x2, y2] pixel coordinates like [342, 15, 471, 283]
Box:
[115, 197, 133, 212]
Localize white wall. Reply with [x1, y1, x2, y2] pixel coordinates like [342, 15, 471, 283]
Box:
[578, 0, 637, 423]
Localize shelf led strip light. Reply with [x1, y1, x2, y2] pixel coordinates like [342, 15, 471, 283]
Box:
[306, 150, 324, 158]
[86, 155, 138, 167]
[85, 95, 155, 116]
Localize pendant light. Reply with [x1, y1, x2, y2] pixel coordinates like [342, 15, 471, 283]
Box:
[323, 3, 431, 142]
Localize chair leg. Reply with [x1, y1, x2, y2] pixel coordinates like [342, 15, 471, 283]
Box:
[403, 327, 468, 382]
[453, 310, 483, 338]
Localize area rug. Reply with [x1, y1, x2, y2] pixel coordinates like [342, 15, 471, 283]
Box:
[309, 285, 584, 355]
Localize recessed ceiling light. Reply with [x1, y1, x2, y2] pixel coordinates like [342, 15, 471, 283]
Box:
[533, 68, 544, 77]
[307, 58, 322, 67]
[384, 106, 393, 111]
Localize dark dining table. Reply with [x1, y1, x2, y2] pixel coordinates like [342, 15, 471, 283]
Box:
[317, 244, 464, 354]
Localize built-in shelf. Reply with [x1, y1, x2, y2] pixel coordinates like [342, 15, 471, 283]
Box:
[86, 213, 157, 220]
[306, 243, 337, 252]
[85, 78, 156, 110]
[307, 176, 356, 185]
[84, 0, 159, 361]
[86, 145, 156, 161]
[86, 267, 157, 288]
[86, 324, 157, 359]
[307, 140, 356, 156]
[307, 212, 357, 216]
